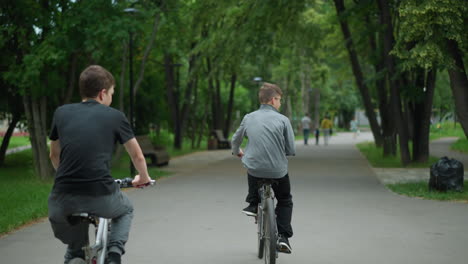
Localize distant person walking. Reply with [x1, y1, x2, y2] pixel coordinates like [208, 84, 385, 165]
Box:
[301, 114, 312, 145]
[314, 127, 320, 145]
[350, 117, 358, 139]
[321, 115, 333, 145]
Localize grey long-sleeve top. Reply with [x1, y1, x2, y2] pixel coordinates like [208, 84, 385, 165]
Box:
[231, 104, 296, 179]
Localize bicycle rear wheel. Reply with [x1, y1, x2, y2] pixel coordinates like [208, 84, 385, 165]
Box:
[263, 198, 277, 264]
[257, 204, 264, 259]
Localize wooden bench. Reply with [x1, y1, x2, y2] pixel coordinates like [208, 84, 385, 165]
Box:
[135, 135, 170, 167]
[211, 129, 231, 149]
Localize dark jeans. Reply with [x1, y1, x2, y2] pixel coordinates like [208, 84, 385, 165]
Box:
[303, 129, 310, 145]
[315, 129, 320, 145]
[246, 173, 293, 238]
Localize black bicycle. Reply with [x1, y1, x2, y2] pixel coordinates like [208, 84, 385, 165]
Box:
[255, 179, 278, 264]
[68, 178, 155, 264]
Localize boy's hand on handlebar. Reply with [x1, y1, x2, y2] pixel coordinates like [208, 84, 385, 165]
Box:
[132, 175, 153, 188]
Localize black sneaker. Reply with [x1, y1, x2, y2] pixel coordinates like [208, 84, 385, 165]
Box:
[242, 204, 257, 216]
[278, 235, 292, 254]
[107, 252, 121, 264]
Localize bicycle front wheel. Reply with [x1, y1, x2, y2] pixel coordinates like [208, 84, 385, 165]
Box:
[263, 198, 277, 264]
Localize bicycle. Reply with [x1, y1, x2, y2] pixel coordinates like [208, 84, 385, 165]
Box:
[67, 178, 155, 264]
[254, 179, 278, 264]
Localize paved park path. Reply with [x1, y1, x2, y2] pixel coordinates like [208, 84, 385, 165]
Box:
[1, 132, 467, 263]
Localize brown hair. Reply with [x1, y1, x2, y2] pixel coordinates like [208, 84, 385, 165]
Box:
[258, 82, 282, 104]
[79, 65, 115, 98]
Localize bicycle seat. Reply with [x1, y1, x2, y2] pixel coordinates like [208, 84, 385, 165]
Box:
[67, 213, 98, 226]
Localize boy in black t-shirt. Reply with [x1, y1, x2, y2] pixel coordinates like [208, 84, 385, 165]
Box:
[48, 65, 151, 264]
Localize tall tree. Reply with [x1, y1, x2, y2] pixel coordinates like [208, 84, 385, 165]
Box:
[332, 0, 384, 146]
[396, 0, 468, 139]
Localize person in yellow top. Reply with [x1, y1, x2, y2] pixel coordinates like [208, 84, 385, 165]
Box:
[320, 116, 333, 145]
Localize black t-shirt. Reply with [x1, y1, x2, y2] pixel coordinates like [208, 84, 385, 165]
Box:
[49, 100, 134, 195]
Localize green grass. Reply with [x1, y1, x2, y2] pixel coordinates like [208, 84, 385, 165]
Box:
[0, 150, 52, 235]
[0, 136, 31, 149]
[387, 181, 468, 202]
[356, 142, 439, 168]
[452, 138, 468, 154]
[430, 122, 465, 140]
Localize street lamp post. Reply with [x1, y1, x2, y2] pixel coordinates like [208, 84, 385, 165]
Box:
[124, 7, 139, 176]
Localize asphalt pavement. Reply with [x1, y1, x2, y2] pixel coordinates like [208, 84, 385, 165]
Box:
[1, 132, 467, 264]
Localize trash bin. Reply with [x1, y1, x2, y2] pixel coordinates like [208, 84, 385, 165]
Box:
[429, 156, 464, 192]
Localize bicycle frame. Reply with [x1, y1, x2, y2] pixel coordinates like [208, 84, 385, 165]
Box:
[86, 217, 110, 264]
[69, 213, 111, 264]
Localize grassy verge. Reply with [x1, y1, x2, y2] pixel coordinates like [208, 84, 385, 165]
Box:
[1, 136, 31, 149]
[452, 138, 468, 154]
[356, 142, 439, 168]
[387, 181, 468, 203]
[357, 122, 467, 202]
[429, 122, 465, 140]
[0, 150, 52, 235]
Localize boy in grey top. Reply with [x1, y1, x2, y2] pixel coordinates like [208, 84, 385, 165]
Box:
[232, 82, 295, 254]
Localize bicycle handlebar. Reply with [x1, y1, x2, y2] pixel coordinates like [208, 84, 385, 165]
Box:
[115, 178, 156, 188]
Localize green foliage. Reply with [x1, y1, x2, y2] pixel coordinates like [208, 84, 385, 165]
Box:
[387, 181, 468, 202]
[394, 0, 468, 70]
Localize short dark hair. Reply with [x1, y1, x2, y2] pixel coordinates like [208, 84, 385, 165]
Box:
[79, 65, 115, 98]
[258, 82, 282, 104]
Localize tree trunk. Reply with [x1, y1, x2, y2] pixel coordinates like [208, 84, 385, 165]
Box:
[197, 104, 209, 148]
[112, 42, 128, 166]
[446, 39, 468, 139]
[411, 70, 436, 163]
[23, 95, 54, 180]
[164, 53, 182, 149]
[224, 73, 237, 138]
[214, 78, 223, 130]
[132, 12, 161, 97]
[0, 111, 21, 165]
[61, 52, 78, 105]
[333, 0, 383, 146]
[300, 60, 311, 115]
[366, 13, 396, 154]
[119, 41, 128, 113]
[377, 0, 411, 165]
[282, 76, 293, 119]
[312, 88, 321, 129]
